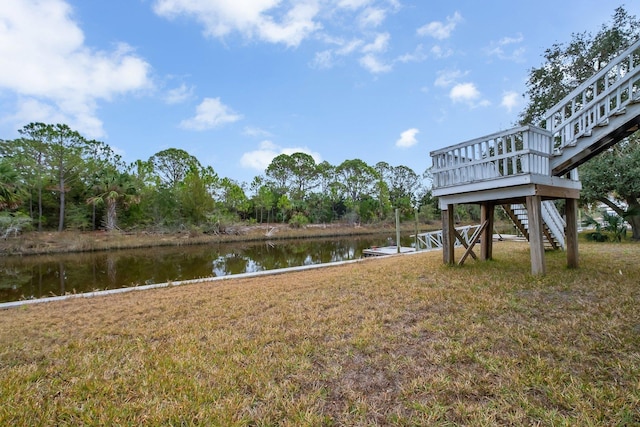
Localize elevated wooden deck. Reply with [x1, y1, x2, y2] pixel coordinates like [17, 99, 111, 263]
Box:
[430, 125, 581, 208]
[428, 39, 640, 275]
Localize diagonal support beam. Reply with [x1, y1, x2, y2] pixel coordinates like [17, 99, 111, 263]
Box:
[458, 220, 488, 266]
[453, 228, 479, 261]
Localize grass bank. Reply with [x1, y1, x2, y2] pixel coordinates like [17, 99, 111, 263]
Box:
[0, 222, 442, 256]
[1, 241, 639, 425]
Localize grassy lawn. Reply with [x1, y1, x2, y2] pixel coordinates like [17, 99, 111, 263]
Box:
[1, 241, 639, 425]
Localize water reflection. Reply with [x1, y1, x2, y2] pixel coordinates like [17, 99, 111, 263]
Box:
[0, 235, 407, 303]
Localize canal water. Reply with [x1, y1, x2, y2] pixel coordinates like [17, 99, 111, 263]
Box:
[0, 235, 412, 303]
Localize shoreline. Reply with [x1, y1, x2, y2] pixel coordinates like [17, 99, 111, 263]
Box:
[0, 249, 430, 310]
[0, 222, 442, 257]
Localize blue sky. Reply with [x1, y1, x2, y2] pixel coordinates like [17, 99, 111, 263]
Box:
[1, 1, 638, 185]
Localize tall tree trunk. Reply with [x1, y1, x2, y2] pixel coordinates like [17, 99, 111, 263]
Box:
[38, 175, 42, 231]
[105, 198, 117, 231]
[36, 153, 44, 232]
[58, 172, 65, 232]
[37, 180, 43, 232]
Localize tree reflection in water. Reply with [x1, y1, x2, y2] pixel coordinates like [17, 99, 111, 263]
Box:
[0, 235, 409, 303]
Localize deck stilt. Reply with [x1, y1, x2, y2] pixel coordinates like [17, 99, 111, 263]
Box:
[480, 202, 494, 261]
[526, 195, 546, 275]
[566, 198, 579, 268]
[442, 205, 455, 265]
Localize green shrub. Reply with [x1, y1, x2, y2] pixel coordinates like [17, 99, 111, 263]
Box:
[0, 212, 32, 238]
[288, 213, 309, 228]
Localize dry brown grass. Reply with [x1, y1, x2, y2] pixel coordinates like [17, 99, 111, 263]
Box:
[1, 241, 639, 425]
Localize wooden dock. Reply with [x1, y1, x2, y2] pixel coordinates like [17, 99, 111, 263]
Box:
[362, 246, 416, 257]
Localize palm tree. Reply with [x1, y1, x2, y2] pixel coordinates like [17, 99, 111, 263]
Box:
[87, 170, 139, 231]
[0, 161, 25, 210]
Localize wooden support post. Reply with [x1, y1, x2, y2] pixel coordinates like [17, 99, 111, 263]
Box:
[442, 205, 455, 265]
[480, 203, 494, 261]
[566, 198, 579, 269]
[526, 195, 546, 275]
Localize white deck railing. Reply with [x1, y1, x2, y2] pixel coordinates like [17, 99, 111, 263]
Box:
[544, 38, 640, 152]
[430, 125, 553, 189]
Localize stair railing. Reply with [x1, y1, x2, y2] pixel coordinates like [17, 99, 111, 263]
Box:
[544, 38, 640, 155]
[541, 200, 566, 249]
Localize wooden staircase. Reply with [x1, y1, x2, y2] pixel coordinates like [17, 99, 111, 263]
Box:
[502, 202, 565, 250]
[497, 39, 640, 250]
[547, 39, 640, 176]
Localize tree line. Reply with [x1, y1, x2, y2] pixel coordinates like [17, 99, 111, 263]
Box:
[2, 7, 640, 239]
[0, 123, 438, 234]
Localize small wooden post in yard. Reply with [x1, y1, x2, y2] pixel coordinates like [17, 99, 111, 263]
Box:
[415, 209, 419, 250]
[526, 195, 546, 275]
[395, 208, 401, 254]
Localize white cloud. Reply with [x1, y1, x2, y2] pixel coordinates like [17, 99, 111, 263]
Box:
[9, 98, 68, 129]
[310, 36, 365, 69]
[240, 140, 280, 170]
[359, 32, 391, 73]
[501, 91, 521, 112]
[337, 0, 373, 10]
[362, 32, 390, 53]
[153, 0, 321, 48]
[434, 69, 468, 88]
[154, 1, 403, 76]
[395, 44, 427, 64]
[0, 0, 152, 137]
[417, 11, 462, 40]
[243, 126, 272, 138]
[486, 33, 525, 62]
[449, 82, 490, 107]
[164, 83, 194, 104]
[310, 50, 335, 69]
[359, 54, 392, 73]
[430, 45, 453, 59]
[498, 34, 524, 45]
[396, 128, 419, 148]
[337, 39, 364, 55]
[240, 140, 321, 171]
[358, 7, 386, 28]
[180, 97, 242, 130]
[450, 83, 479, 102]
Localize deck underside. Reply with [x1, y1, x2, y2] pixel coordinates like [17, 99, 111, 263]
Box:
[435, 180, 581, 209]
